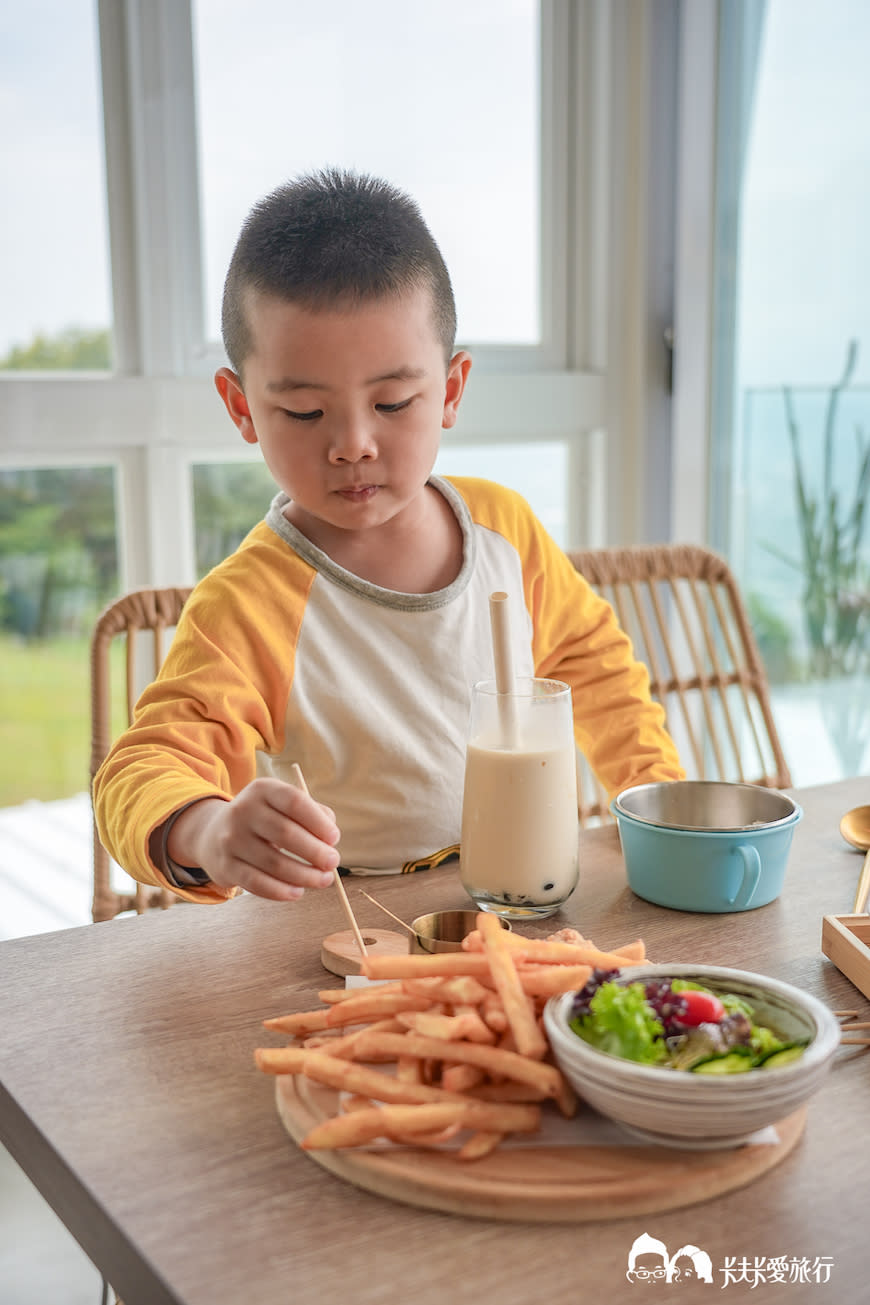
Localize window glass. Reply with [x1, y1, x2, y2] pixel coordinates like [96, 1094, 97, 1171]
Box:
[192, 0, 540, 350]
[0, 467, 119, 804]
[192, 462, 278, 576]
[0, 1, 112, 370]
[192, 442, 566, 581]
[435, 442, 567, 546]
[712, 0, 870, 783]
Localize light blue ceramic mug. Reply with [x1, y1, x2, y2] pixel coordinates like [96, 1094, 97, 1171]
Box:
[611, 781, 803, 913]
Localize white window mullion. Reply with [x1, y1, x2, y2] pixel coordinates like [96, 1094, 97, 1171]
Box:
[670, 0, 717, 546]
[98, 0, 142, 376]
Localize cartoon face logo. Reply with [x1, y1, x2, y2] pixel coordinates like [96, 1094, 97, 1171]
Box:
[626, 1235, 714, 1285]
[626, 1234, 669, 1283]
[668, 1246, 713, 1284]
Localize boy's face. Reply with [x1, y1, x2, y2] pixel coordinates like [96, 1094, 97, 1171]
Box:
[215, 286, 470, 549]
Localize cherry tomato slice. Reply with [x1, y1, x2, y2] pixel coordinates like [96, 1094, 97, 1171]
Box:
[677, 990, 726, 1026]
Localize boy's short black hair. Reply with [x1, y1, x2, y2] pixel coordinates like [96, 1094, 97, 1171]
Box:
[222, 168, 457, 375]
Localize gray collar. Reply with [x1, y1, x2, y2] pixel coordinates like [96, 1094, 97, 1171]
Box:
[264, 475, 475, 611]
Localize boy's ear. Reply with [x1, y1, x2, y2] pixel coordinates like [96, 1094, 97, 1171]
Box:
[442, 350, 472, 430]
[215, 367, 258, 445]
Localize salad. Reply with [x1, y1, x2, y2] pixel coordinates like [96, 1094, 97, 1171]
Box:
[567, 969, 808, 1073]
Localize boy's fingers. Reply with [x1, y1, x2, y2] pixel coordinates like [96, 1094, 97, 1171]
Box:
[263, 780, 340, 843]
[233, 860, 307, 901]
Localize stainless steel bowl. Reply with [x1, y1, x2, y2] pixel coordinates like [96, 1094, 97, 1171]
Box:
[613, 780, 798, 833]
[409, 910, 511, 954]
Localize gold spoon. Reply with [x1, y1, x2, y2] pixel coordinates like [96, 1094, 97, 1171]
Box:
[839, 805, 870, 913]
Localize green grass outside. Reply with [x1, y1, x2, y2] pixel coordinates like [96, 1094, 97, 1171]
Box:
[0, 634, 124, 807]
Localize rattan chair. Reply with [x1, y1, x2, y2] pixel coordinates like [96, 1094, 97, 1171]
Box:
[89, 586, 193, 922]
[568, 543, 791, 826]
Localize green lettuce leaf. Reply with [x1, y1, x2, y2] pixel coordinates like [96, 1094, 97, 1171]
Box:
[569, 981, 668, 1065]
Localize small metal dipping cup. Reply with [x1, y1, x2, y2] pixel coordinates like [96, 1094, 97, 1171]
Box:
[409, 910, 511, 954]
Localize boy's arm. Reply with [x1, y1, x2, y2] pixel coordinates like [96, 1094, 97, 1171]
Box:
[525, 530, 685, 799]
[446, 476, 683, 799]
[92, 563, 305, 899]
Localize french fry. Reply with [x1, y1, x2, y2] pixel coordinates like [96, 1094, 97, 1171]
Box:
[395, 1009, 496, 1044]
[317, 982, 407, 1003]
[396, 1055, 424, 1085]
[513, 964, 594, 997]
[262, 1009, 331, 1036]
[350, 1030, 562, 1097]
[256, 923, 648, 1161]
[341, 1094, 376, 1112]
[464, 928, 646, 971]
[402, 975, 491, 1005]
[303, 1017, 404, 1058]
[254, 1046, 310, 1074]
[387, 1123, 464, 1148]
[612, 939, 646, 963]
[323, 990, 434, 1027]
[450, 1005, 498, 1044]
[442, 1063, 486, 1093]
[480, 993, 509, 1033]
[361, 952, 508, 979]
[300, 1050, 472, 1105]
[301, 1101, 540, 1150]
[465, 1081, 548, 1103]
[477, 912, 547, 1059]
[458, 1131, 504, 1161]
[508, 938, 646, 969]
[551, 1069, 578, 1118]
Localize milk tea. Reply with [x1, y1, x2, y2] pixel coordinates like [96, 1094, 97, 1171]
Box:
[459, 678, 579, 918]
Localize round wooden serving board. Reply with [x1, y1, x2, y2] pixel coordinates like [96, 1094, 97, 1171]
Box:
[275, 1075, 806, 1223]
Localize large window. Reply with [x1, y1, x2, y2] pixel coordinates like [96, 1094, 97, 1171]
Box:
[193, 0, 540, 349]
[709, 0, 870, 782]
[1, 0, 643, 812]
[0, 466, 119, 804]
[0, 0, 111, 370]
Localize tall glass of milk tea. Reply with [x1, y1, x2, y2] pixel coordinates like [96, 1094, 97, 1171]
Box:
[459, 677, 579, 919]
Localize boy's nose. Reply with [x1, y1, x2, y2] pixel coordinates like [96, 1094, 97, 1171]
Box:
[327, 419, 377, 464]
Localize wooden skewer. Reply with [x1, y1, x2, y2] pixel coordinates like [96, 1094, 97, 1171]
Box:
[289, 764, 368, 958]
[840, 1037, 870, 1046]
[357, 889, 417, 936]
[836, 1020, 870, 1030]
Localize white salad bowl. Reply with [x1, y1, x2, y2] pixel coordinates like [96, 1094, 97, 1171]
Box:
[542, 963, 841, 1149]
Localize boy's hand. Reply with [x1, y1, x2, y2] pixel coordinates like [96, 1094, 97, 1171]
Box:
[164, 779, 341, 900]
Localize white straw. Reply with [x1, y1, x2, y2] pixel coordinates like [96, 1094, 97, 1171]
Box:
[489, 591, 519, 749]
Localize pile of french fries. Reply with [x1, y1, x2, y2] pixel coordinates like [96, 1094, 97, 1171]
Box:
[256, 913, 647, 1161]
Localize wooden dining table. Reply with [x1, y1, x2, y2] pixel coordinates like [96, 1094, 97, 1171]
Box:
[2, 776, 869, 1305]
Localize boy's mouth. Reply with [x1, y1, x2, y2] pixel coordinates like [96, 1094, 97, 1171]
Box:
[335, 484, 379, 502]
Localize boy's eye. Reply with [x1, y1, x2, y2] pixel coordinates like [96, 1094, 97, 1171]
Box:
[376, 399, 412, 414]
[284, 408, 322, 422]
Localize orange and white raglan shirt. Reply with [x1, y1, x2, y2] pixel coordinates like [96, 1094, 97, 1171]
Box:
[93, 476, 684, 902]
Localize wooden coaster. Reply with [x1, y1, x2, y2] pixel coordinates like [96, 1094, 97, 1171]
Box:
[320, 928, 408, 977]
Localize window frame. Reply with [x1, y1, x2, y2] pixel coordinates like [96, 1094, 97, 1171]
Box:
[0, 0, 663, 593]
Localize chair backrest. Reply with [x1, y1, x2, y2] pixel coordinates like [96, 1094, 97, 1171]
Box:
[567, 543, 791, 826]
[89, 586, 193, 921]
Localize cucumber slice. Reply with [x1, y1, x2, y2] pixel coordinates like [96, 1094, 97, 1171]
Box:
[690, 1050, 755, 1075]
[759, 1044, 807, 1070]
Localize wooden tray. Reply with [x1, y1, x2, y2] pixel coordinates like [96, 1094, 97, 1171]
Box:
[822, 913, 870, 1001]
[275, 1075, 806, 1223]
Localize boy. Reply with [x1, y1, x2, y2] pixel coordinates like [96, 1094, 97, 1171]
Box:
[93, 169, 684, 904]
